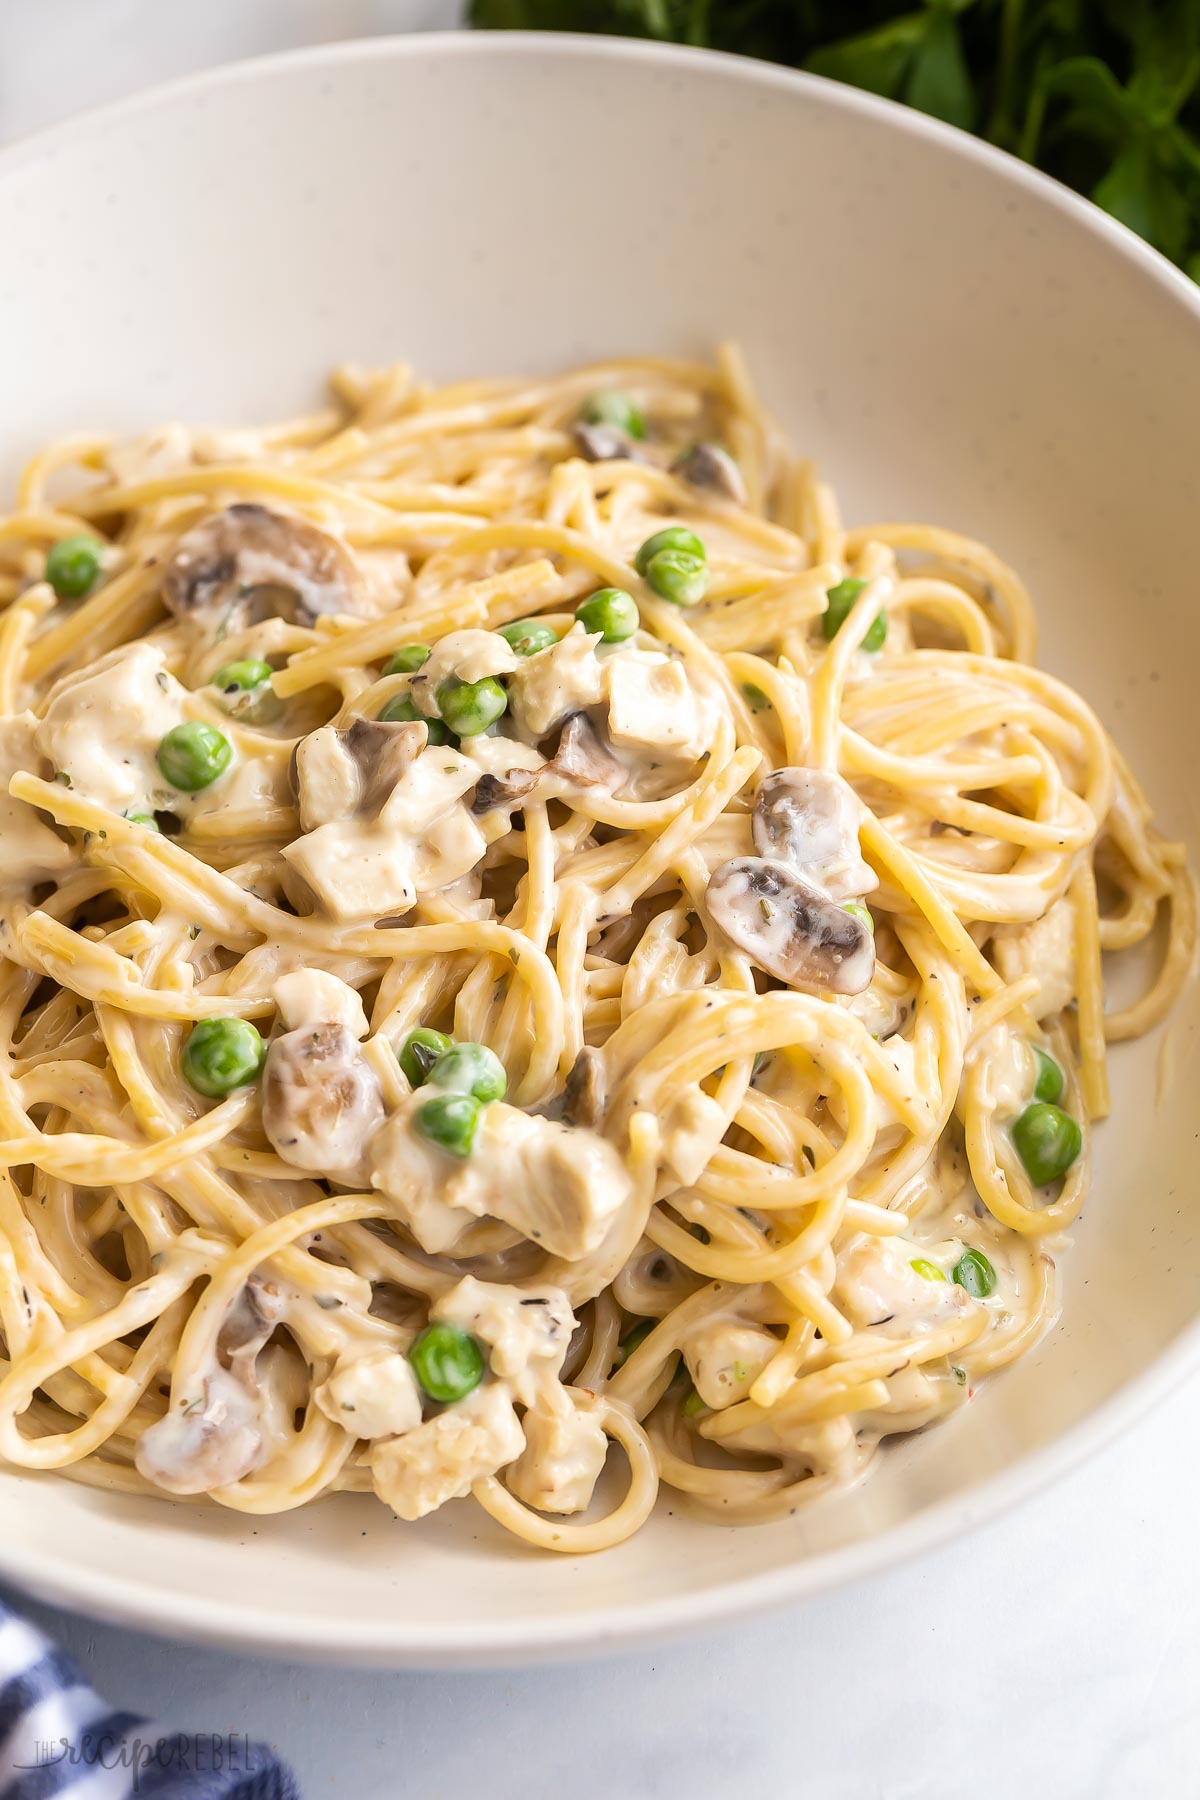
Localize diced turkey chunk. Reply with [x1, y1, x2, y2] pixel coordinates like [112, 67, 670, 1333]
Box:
[261, 981, 384, 1178]
[368, 1102, 473, 1255]
[473, 1104, 631, 1258]
[274, 968, 370, 1038]
[293, 717, 426, 831]
[752, 768, 876, 899]
[659, 1087, 728, 1187]
[34, 642, 186, 815]
[0, 714, 73, 892]
[604, 651, 707, 760]
[834, 1236, 973, 1334]
[368, 1383, 525, 1521]
[281, 745, 484, 921]
[433, 1277, 575, 1401]
[507, 1401, 609, 1514]
[409, 628, 518, 720]
[462, 734, 544, 780]
[314, 1350, 423, 1440]
[683, 1321, 778, 1410]
[975, 1022, 1036, 1117]
[508, 626, 605, 738]
[992, 897, 1077, 1021]
[370, 1095, 631, 1260]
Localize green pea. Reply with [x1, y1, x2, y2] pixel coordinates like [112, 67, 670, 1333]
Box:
[398, 1026, 453, 1088]
[635, 528, 709, 606]
[1012, 1102, 1082, 1187]
[580, 390, 645, 441]
[1033, 1047, 1064, 1105]
[437, 676, 507, 738]
[823, 577, 887, 652]
[181, 1017, 265, 1098]
[124, 812, 160, 831]
[430, 1041, 507, 1104]
[742, 683, 772, 713]
[378, 694, 449, 743]
[157, 721, 232, 792]
[499, 619, 558, 657]
[843, 901, 875, 934]
[415, 1092, 482, 1157]
[910, 1256, 946, 1283]
[682, 1388, 708, 1417]
[645, 548, 708, 606]
[409, 1322, 485, 1403]
[951, 1248, 997, 1298]
[45, 533, 102, 600]
[634, 526, 706, 575]
[384, 645, 431, 675]
[575, 587, 639, 642]
[616, 1321, 653, 1365]
[210, 659, 273, 692]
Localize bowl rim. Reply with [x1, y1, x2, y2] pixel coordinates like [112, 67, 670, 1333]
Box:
[2, 27, 1199, 1668]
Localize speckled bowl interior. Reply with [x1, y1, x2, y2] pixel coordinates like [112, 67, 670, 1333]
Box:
[0, 34, 1197, 1665]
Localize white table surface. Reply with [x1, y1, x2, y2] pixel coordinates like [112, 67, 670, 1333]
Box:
[2, 8, 1198, 1797]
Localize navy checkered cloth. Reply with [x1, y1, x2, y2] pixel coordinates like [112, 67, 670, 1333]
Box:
[0, 1600, 299, 1799]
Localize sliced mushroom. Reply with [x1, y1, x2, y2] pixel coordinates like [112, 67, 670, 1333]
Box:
[135, 1276, 285, 1496]
[135, 1367, 265, 1494]
[163, 503, 368, 627]
[572, 421, 644, 464]
[217, 1274, 286, 1369]
[752, 768, 877, 900]
[705, 857, 875, 994]
[471, 766, 540, 816]
[562, 1046, 605, 1128]
[548, 712, 627, 789]
[670, 442, 747, 506]
[291, 716, 427, 831]
[262, 1021, 385, 1179]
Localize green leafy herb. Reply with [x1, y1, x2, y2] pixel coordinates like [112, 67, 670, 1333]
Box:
[471, 0, 1200, 277]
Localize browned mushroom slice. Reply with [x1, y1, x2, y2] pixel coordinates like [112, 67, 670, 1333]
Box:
[562, 1046, 605, 1127]
[134, 1276, 286, 1496]
[262, 1021, 385, 1178]
[752, 767, 876, 900]
[549, 712, 626, 788]
[572, 421, 644, 464]
[291, 716, 427, 830]
[670, 442, 747, 506]
[216, 1274, 285, 1370]
[471, 766, 540, 816]
[162, 503, 368, 626]
[705, 857, 875, 994]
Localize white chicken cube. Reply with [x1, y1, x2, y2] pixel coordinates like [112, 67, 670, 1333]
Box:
[367, 1383, 525, 1521]
[506, 1402, 608, 1515]
[314, 1349, 423, 1440]
[684, 1321, 779, 1410]
[604, 651, 705, 759]
[993, 897, 1077, 1021]
[273, 968, 370, 1038]
[0, 714, 74, 893]
[34, 642, 187, 815]
[507, 626, 604, 738]
[433, 1277, 575, 1401]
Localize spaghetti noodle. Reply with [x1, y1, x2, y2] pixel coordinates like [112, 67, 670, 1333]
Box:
[0, 346, 1190, 1550]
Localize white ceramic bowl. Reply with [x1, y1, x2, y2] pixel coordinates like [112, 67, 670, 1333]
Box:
[0, 33, 1197, 1667]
